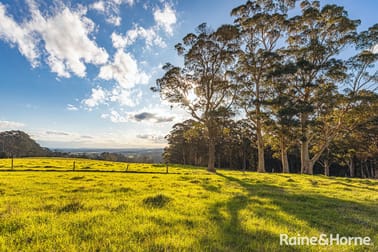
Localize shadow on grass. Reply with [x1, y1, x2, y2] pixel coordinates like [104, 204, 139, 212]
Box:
[206, 173, 377, 251]
[200, 193, 301, 252]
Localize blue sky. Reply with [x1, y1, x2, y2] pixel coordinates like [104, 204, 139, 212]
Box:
[0, 0, 377, 148]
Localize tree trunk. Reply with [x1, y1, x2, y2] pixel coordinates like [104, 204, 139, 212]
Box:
[229, 151, 232, 169]
[307, 160, 314, 175]
[360, 160, 366, 178]
[324, 160, 330, 176]
[300, 138, 310, 174]
[217, 153, 221, 169]
[365, 160, 371, 178]
[256, 122, 265, 172]
[371, 160, 376, 179]
[348, 158, 355, 177]
[242, 141, 246, 172]
[324, 165, 330, 176]
[183, 148, 186, 165]
[280, 136, 289, 173]
[299, 112, 314, 175]
[207, 138, 216, 172]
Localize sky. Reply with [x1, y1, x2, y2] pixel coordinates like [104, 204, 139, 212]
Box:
[0, 0, 377, 149]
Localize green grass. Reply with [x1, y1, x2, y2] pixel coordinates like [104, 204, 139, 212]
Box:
[0, 158, 377, 251]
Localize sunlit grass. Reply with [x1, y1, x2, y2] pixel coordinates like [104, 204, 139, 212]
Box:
[0, 158, 377, 251]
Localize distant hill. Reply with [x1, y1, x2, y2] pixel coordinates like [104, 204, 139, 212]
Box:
[55, 148, 164, 163]
[0, 130, 50, 157]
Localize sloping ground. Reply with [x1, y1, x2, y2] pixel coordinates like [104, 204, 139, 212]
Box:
[0, 158, 377, 251]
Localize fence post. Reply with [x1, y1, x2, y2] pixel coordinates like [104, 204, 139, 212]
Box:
[73, 161, 75, 171]
[126, 163, 129, 172]
[11, 155, 14, 170]
[166, 163, 168, 174]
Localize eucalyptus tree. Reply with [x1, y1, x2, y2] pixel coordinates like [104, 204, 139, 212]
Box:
[265, 70, 299, 173]
[330, 93, 378, 177]
[164, 120, 194, 165]
[346, 24, 378, 94]
[295, 22, 378, 176]
[335, 23, 378, 177]
[155, 23, 240, 172]
[231, 0, 294, 172]
[284, 0, 359, 174]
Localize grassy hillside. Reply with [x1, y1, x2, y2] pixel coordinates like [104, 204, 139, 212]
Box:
[0, 158, 377, 251]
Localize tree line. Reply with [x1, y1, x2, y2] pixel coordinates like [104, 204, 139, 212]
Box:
[154, 0, 378, 177]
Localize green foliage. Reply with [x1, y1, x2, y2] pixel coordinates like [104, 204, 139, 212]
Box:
[0, 130, 50, 157]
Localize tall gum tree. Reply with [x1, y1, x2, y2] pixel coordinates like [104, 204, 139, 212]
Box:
[285, 0, 360, 174]
[155, 24, 240, 172]
[231, 0, 295, 172]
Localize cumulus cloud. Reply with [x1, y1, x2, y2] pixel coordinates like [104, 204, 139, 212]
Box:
[0, 3, 39, 67]
[0, 120, 25, 129]
[91, 1, 105, 12]
[111, 25, 166, 49]
[31, 6, 109, 78]
[0, 1, 179, 118]
[99, 49, 150, 89]
[90, 0, 134, 26]
[82, 86, 107, 109]
[106, 15, 121, 26]
[153, 3, 177, 35]
[110, 3, 177, 50]
[82, 84, 143, 110]
[0, 1, 108, 78]
[109, 87, 142, 107]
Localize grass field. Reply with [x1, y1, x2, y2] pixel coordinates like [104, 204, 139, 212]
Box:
[0, 158, 377, 251]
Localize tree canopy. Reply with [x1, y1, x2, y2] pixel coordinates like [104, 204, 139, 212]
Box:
[155, 0, 378, 178]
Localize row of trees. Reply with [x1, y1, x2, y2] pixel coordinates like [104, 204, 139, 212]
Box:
[154, 0, 377, 176]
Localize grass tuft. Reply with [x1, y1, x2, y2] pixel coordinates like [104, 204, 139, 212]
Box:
[58, 200, 84, 213]
[70, 176, 85, 180]
[143, 194, 171, 208]
[111, 187, 133, 193]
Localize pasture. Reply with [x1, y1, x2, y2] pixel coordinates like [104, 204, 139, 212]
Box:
[0, 158, 377, 251]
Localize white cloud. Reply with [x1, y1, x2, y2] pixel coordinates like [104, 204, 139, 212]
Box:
[153, 3, 177, 35]
[30, 6, 109, 78]
[91, 1, 105, 12]
[111, 25, 166, 49]
[82, 87, 107, 109]
[109, 3, 178, 50]
[99, 49, 150, 89]
[66, 104, 78, 111]
[109, 88, 142, 107]
[0, 120, 25, 129]
[0, 1, 109, 78]
[90, 0, 134, 26]
[0, 3, 39, 67]
[101, 103, 185, 124]
[106, 15, 121, 26]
